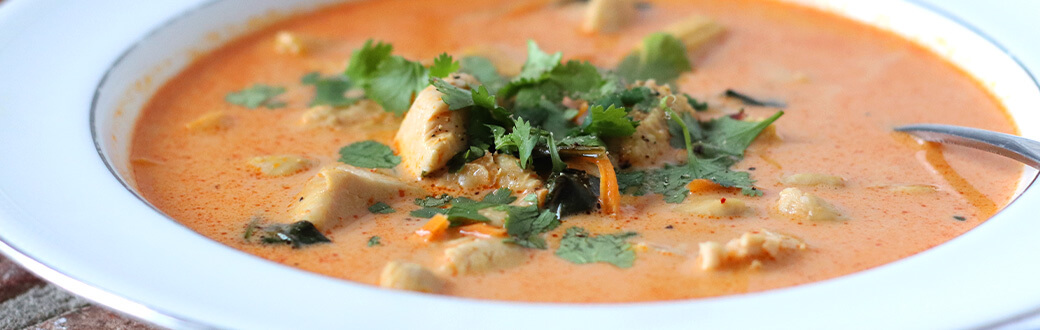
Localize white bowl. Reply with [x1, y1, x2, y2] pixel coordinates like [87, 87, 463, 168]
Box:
[1, 0, 1038, 328]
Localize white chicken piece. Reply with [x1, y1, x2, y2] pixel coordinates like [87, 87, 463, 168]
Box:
[776, 187, 845, 221]
[698, 229, 807, 271]
[583, 0, 637, 33]
[247, 155, 312, 177]
[379, 261, 443, 293]
[441, 238, 527, 275]
[780, 173, 846, 187]
[184, 111, 231, 132]
[394, 74, 478, 179]
[676, 196, 750, 218]
[663, 15, 725, 53]
[613, 80, 695, 168]
[289, 164, 422, 230]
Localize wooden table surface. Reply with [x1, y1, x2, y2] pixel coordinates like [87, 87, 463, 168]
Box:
[0, 254, 161, 330]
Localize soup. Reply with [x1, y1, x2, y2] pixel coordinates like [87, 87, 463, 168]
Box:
[129, 0, 1022, 302]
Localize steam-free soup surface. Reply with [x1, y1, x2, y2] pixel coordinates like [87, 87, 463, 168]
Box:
[130, 0, 1021, 302]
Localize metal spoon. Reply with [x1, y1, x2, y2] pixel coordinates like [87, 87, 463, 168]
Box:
[895, 124, 1040, 169]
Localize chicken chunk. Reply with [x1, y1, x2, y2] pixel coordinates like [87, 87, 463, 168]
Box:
[443, 153, 544, 195]
[698, 229, 806, 271]
[289, 164, 422, 230]
[613, 80, 695, 168]
[394, 74, 478, 179]
[442, 238, 527, 275]
[185, 111, 231, 132]
[676, 196, 750, 218]
[780, 173, 846, 187]
[663, 15, 725, 54]
[247, 155, 311, 177]
[274, 31, 306, 55]
[298, 100, 390, 128]
[583, 0, 637, 33]
[776, 187, 844, 221]
[379, 261, 443, 293]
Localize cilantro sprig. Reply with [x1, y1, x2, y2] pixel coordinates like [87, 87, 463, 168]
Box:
[344, 40, 460, 114]
[338, 140, 400, 169]
[555, 227, 638, 268]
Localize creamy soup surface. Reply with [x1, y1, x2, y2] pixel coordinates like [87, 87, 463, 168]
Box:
[130, 0, 1022, 302]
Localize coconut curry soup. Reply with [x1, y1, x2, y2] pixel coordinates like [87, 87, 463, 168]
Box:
[130, 0, 1022, 302]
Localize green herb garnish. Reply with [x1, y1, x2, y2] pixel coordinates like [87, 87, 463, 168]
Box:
[555, 227, 638, 268]
[253, 221, 331, 248]
[367, 236, 382, 247]
[616, 33, 692, 85]
[368, 202, 395, 214]
[301, 72, 358, 107]
[503, 206, 560, 249]
[226, 84, 286, 109]
[338, 140, 401, 169]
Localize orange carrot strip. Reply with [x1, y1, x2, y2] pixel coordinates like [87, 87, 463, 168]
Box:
[581, 156, 620, 215]
[458, 223, 508, 239]
[573, 102, 589, 124]
[687, 179, 717, 193]
[416, 214, 450, 242]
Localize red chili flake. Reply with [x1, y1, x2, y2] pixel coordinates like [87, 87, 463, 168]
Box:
[729, 110, 747, 120]
[720, 198, 727, 204]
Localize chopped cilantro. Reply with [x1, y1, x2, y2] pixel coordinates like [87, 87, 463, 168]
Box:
[616, 33, 692, 85]
[410, 207, 447, 218]
[365, 56, 428, 114]
[226, 84, 286, 109]
[431, 78, 474, 110]
[683, 93, 709, 111]
[414, 194, 452, 207]
[504, 206, 560, 249]
[555, 227, 638, 268]
[368, 202, 395, 214]
[517, 40, 563, 81]
[367, 236, 382, 247]
[581, 104, 638, 137]
[429, 53, 460, 78]
[301, 72, 358, 107]
[459, 56, 507, 92]
[338, 140, 400, 169]
[491, 119, 540, 169]
[407, 189, 516, 226]
[345, 40, 394, 85]
[701, 111, 784, 159]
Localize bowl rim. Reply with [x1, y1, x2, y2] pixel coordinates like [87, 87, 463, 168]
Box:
[1, 0, 1039, 328]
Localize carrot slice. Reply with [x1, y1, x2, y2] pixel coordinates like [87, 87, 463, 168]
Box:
[458, 223, 508, 239]
[416, 214, 450, 242]
[581, 156, 620, 216]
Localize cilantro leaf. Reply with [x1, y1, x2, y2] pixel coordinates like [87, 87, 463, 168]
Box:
[368, 202, 395, 214]
[617, 171, 647, 195]
[429, 53, 460, 78]
[517, 40, 562, 81]
[702, 111, 784, 158]
[345, 40, 394, 84]
[414, 194, 453, 207]
[555, 227, 638, 268]
[683, 93, 709, 111]
[581, 104, 637, 137]
[460, 56, 507, 92]
[226, 84, 286, 109]
[504, 206, 560, 249]
[492, 119, 539, 168]
[481, 187, 518, 205]
[367, 236, 382, 247]
[366, 56, 428, 114]
[557, 135, 605, 147]
[668, 111, 704, 149]
[616, 33, 692, 84]
[431, 78, 474, 110]
[338, 140, 400, 169]
[410, 207, 447, 218]
[301, 72, 358, 107]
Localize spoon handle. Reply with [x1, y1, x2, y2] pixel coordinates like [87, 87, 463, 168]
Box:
[895, 124, 1040, 169]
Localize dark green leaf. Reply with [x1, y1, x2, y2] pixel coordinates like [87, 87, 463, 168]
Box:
[616, 33, 692, 84]
[724, 89, 786, 108]
[368, 202, 395, 214]
[410, 207, 447, 218]
[345, 39, 394, 84]
[338, 140, 401, 169]
[301, 72, 358, 107]
[429, 53, 460, 78]
[367, 236, 382, 247]
[581, 104, 637, 137]
[702, 111, 784, 158]
[460, 56, 507, 92]
[366, 56, 429, 114]
[555, 227, 638, 268]
[226, 84, 286, 109]
[431, 78, 473, 110]
[255, 221, 331, 248]
[504, 206, 559, 249]
[414, 194, 453, 207]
